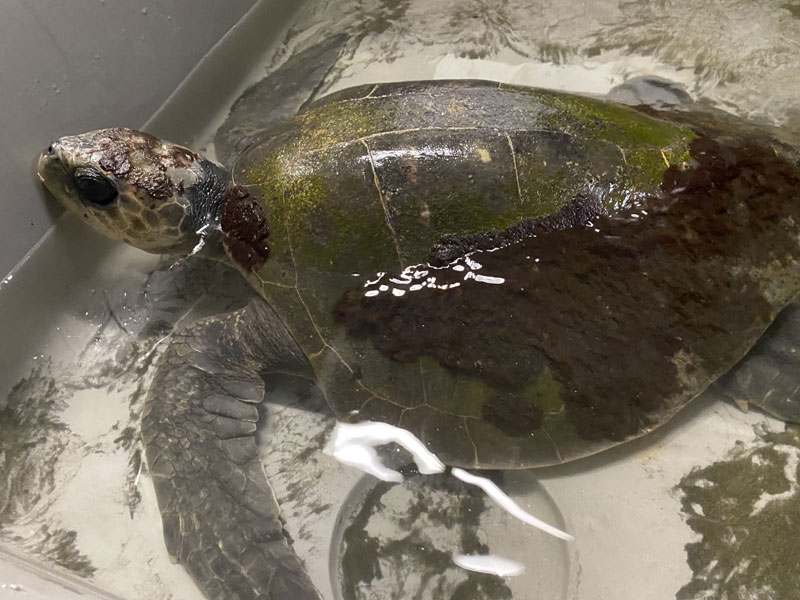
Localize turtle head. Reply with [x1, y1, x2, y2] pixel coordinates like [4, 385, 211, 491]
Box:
[37, 128, 230, 255]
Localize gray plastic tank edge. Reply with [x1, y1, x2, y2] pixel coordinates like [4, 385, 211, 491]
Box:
[0, 1, 300, 598]
[0, 0, 260, 280]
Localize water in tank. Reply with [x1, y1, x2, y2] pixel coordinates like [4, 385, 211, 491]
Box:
[2, 1, 800, 599]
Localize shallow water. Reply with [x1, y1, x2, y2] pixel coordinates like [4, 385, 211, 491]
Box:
[290, 0, 800, 132]
[1, 1, 799, 599]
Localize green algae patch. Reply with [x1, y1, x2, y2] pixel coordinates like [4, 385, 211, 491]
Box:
[246, 140, 401, 274]
[532, 88, 696, 191]
[783, 2, 800, 18]
[677, 426, 800, 599]
[419, 356, 493, 418]
[294, 94, 397, 150]
[527, 368, 564, 415]
[536, 88, 693, 149]
[245, 148, 327, 225]
[425, 188, 529, 244]
[513, 153, 581, 217]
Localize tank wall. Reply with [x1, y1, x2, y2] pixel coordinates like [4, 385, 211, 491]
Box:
[0, 0, 257, 279]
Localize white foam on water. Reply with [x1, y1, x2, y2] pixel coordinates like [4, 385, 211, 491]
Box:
[451, 468, 574, 542]
[453, 554, 526, 577]
[325, 422, 574, 540]
[324, 421, 446, 481]
[325, 420, 574, 580]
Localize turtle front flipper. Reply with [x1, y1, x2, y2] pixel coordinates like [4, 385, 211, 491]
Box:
[214, 34, 349, 167]
[714, 300, 800, 423]
[142, 299, 319, 600]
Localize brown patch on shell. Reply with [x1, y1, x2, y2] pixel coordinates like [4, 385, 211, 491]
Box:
[482, 391, 544, 437]
[221, 185, 270, 271]
[334, 133, 800, 443]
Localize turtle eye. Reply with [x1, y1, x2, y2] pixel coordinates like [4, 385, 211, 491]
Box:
[73, 167, 117, 206]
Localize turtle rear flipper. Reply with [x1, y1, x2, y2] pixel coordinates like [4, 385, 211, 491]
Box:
[142, 299, 319, 600]
[714, 300, 800, 423]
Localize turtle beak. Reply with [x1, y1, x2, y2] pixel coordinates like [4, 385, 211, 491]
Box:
[37, 142, 70, 198]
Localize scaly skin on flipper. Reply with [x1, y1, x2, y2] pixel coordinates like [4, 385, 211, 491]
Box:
[214, 35, 349, 168]
[143, 299, 320, 600]
[714, 301, 800, 423]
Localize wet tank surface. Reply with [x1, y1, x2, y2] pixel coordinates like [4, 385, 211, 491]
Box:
[2, 0, 800, 599]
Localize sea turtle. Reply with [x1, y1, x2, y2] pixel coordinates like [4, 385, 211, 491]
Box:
[37, 77, 800, 599]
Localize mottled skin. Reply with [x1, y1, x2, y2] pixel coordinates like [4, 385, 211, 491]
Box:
[38, 80, 800, 599]
[38, 129, 228, 254]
